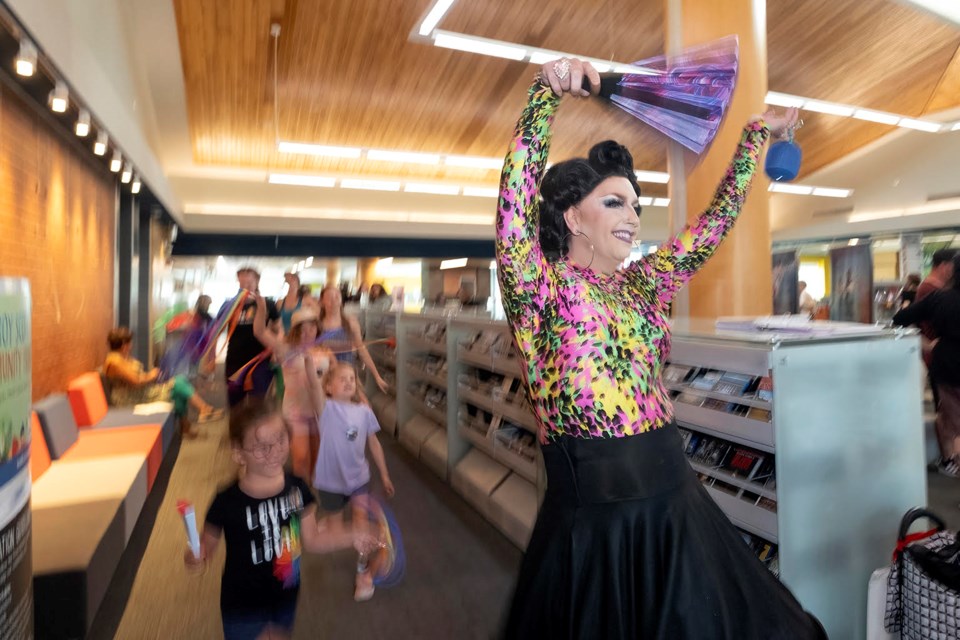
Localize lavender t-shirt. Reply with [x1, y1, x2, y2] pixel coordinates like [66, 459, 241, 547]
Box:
[313, 399, 381, 494]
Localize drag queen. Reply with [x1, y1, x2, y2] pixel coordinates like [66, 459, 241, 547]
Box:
[497, 57, 824, 639]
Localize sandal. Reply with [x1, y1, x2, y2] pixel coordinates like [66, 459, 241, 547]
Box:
[197, 408, 225, 424]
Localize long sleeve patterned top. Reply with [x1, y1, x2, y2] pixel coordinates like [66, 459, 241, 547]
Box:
[496, 82, 769, 443]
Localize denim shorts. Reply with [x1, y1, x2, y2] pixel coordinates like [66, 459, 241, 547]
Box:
[222, 600, 296, 640]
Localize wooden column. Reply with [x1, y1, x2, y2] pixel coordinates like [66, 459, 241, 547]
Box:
[358, 258, 379, 288]
[666, 0, 772, 318]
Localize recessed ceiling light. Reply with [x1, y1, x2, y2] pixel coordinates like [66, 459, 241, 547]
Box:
[440, 258, 469, 269]
[634, 170, 670, 184]
[433, 31, 527, 61]
[268, 174, 336, 187]
[276, 142, 362, 158]
[404, 183, 460, 195]
[417, 0, 456, 36]
[367, 149, 440, 165]
[75, 110, 91, 137]
[341, 179, 402, 192]
[769, 183, 814, 195]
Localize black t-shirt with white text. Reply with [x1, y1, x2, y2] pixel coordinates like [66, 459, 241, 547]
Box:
[205, 475, 315, 613]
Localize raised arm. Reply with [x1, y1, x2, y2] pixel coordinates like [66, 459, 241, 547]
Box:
[252, 294, 280, 351]
[627, 122, 769, 303]
[495, 85, 560, 328]
[496, 59, 600, 329]
[347, 315, 388, 393]
[626, 108, 797, 304]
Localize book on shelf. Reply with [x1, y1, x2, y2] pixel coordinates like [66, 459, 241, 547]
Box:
[690, 370, 723, 391]
[472, 330, 500, 354]
[756, 376, 774, 402]
[751, 456, 776, 489]
[422, 321, 446, 342]
[746, 407, 772, 422]
[676, 391, 704, 407]
[663, 363, 695, 384]
[756, 496, 778, 513]
[714, 372, 756, 397]
[720, 447, 764, 478]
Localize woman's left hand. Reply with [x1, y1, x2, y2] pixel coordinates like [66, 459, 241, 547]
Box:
[375, 376, 390, 394]
[758, 107, 800, 138]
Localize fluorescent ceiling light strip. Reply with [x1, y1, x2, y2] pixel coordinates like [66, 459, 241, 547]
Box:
[445, 155, 502, 169]
[952, 122, 960, 131]
[462, 187, 499, 198]
[852, 109, 901, 125]
[769, 183, 814, 195]
[898, 118, 941, 133]
[187, 203, 493, 226]
[811, 187, 853, 198]
[268, 174, 336, 187]
[341, 179, 402, 192]
[637, 197, 654, 206]
[900, 0, 960, 25]
[418, 0, 457, 36]
[764, 92, 805, 108]
[652, 198, 671, 207]
[440, 258, 469, 269]
[634, 170, 670, 184]
[367, 149, 440, 164]
[277, 141, 362, 158]
[404, 183, 461, 195]
[433, 31, 526, 61]
[529, 51, 564, 65]
[802, 100, 854, 117]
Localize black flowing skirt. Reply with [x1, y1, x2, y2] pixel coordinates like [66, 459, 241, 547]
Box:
[503, 423, 827, 639]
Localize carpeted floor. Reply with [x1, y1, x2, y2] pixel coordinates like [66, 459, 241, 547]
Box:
[107, 410, 521, 640]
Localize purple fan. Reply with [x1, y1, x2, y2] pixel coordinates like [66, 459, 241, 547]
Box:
[598, 36, 739, 155]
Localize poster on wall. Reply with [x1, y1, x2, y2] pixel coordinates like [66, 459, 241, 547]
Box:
[830, 245, 874, 323]
[772, 250, 800, 315]
[0, 279, 32, 638]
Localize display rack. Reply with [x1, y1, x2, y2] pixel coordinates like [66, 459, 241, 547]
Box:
[363, 309, 398, 436]
[665, 320, 925, 640]
[366, 311, 924, 639]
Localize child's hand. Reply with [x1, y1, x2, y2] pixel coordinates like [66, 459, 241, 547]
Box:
[183, 546, 204, 571]
[353, 532, 381, 555]
[382, 476, 395, 498]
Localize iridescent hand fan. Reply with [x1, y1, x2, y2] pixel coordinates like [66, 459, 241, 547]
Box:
[598, 35, 739, 155]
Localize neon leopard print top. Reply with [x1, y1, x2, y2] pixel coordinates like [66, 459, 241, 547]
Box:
[496, 82, 769, 442]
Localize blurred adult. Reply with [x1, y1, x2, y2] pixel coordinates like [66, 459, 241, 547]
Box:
[894, 254, 960, 477]
[318, 285, 389, 393]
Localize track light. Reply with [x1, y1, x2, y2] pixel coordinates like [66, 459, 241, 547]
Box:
[131, 175, 141, 194]
[75, 110, 90, 137]
[110, 151, 122, 172]
[48, 81, 68, 113]
[15, 40, 36, 77]
[94, 132, 108, 156]
[121, 164, 132, 183]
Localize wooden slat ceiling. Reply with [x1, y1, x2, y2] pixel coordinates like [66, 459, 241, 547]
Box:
[173, 0, 960, 192]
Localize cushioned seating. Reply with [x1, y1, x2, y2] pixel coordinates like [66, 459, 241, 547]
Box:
[31, 454, 149, 544]
[95, 406, 176, 455]
[62, 427, 163, 490]
[30, 412, 51, 482]
[67, 371, 109, 427]
[32, 394, 80, 459]
[32, 498, 125, 639]
[65, 372, 177, 454]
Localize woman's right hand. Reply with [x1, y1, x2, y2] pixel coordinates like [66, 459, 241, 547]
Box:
[540, 58, 601, 98]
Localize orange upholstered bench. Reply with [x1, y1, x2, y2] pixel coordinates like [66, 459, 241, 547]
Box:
[32, 400, 163, 491]
[65, 372, 177, 454]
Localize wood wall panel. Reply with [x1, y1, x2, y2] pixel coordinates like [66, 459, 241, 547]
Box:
[0, 86, 115, 400]
[174, 0, 960, 185]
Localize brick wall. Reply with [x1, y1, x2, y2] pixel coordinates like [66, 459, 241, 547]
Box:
[0, 86, 116, 400]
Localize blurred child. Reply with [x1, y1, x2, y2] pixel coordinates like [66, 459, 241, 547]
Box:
[313, 362, 395, 601]
[186, 398, 371, 640]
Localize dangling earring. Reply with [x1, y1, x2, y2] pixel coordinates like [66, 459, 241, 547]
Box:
[562, 230, 595, 269]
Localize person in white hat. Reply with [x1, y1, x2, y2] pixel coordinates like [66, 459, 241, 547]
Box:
[254, 299, 334, 480]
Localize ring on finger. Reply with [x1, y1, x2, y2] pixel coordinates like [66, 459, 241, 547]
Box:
[553, 58, 571, 82]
